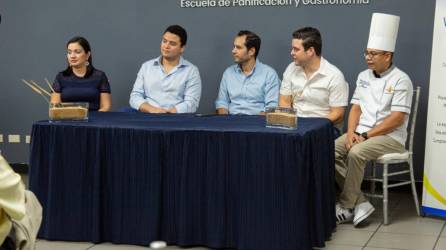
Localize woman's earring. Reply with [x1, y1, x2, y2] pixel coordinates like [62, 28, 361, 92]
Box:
[85, 61, 90, 66]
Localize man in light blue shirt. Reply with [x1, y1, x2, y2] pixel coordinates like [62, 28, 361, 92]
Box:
[130, 25, 201, 113]
[215, 30, 280, 115]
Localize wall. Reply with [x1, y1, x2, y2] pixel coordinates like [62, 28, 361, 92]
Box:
[0, 0, 435, 179]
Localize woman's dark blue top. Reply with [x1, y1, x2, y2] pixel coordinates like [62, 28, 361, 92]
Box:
[53, 68, 111, 111]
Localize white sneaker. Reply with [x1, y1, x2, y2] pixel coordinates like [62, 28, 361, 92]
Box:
[336, 205, 353, 224]
[335, 203, 343, 214]
[353, 201, 375, 226]
[335, 202, 341, 211]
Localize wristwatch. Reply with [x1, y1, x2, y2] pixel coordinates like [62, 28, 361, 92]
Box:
[360, 132, 369, 140]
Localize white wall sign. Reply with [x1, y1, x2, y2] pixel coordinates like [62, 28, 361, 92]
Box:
[422, 0, 446, 218]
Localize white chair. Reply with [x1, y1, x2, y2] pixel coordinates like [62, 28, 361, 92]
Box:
[365, 86, 421, 225]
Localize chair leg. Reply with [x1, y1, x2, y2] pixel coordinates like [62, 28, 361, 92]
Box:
[371, 161, 376, 195]
[383, 163, 389, 225]
[409, 158, 421, 216]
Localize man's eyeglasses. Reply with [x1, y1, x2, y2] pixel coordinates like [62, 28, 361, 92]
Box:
[363, 50, 387, 58]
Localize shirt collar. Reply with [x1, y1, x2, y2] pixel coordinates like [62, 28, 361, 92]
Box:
[294, 57, 327, 80]
[236, 59, 260, 76]
[314, 57, 328, 77]
[153, 56, 187, 68]
[372, 64, 394, 78]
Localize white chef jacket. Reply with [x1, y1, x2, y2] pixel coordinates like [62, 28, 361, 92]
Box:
[351, 65, 413, 146]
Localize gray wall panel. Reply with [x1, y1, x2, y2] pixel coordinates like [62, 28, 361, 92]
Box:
[0, 0, 436, 180]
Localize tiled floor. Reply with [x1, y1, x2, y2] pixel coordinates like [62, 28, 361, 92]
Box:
[317, 192, 446, 250]
[32, 192, 446, 250]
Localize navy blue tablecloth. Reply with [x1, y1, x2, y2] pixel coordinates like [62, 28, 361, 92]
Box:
[29, 112, 336, 250]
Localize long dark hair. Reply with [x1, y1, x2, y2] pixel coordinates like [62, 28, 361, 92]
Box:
[62, 36, 94, 77]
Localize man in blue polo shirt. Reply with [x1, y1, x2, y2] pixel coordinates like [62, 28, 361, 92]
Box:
[129, 25, 202, 113]
[215, 30, 280, 115]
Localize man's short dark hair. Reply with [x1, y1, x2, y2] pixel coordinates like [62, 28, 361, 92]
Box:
[164, 25, 188, 47]
[292, 27, 322, 56]
[237, 30, 261, 58]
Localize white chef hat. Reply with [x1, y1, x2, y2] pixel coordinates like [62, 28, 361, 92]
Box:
[367, 13, 400, 52]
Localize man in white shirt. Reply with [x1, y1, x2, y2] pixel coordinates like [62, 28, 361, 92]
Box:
[335, 13, 413, 227]
[0, 155, 25, 249]
[279, 27, 349, 135]
[0, 154, 42, 250]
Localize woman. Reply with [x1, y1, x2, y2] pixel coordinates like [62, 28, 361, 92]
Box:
[51, 36, 112, 111]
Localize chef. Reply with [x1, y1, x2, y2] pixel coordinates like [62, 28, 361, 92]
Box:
[334, 13, 413, 227]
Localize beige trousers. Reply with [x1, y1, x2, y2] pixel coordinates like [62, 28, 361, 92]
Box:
[335, 133, 405, 209]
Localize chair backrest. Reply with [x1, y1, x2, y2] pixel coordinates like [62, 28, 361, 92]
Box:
[407, 86, 421, 153]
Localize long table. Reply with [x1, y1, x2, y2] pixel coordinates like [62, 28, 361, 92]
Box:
[29, 112, 336, 250]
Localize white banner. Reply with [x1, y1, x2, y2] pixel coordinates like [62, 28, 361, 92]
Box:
[422, 0, 446, 217]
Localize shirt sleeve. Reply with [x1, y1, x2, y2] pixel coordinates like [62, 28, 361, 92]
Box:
[215, 69, 230, 110]
[174, 66, 202, 113]
[129, 64, 148, 110]
[328, 72, 349, 107]
[350, 76, 361, 105]
[0, 156, 25, 221]
[52, 74, 62, 93]
[391, 77, 413, 114]
[99, 72, 111, 93]
[279, 64, 293, 96]
[264, 69, 281, 110]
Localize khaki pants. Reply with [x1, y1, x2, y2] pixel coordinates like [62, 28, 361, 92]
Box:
[335, 133, 405, 209]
